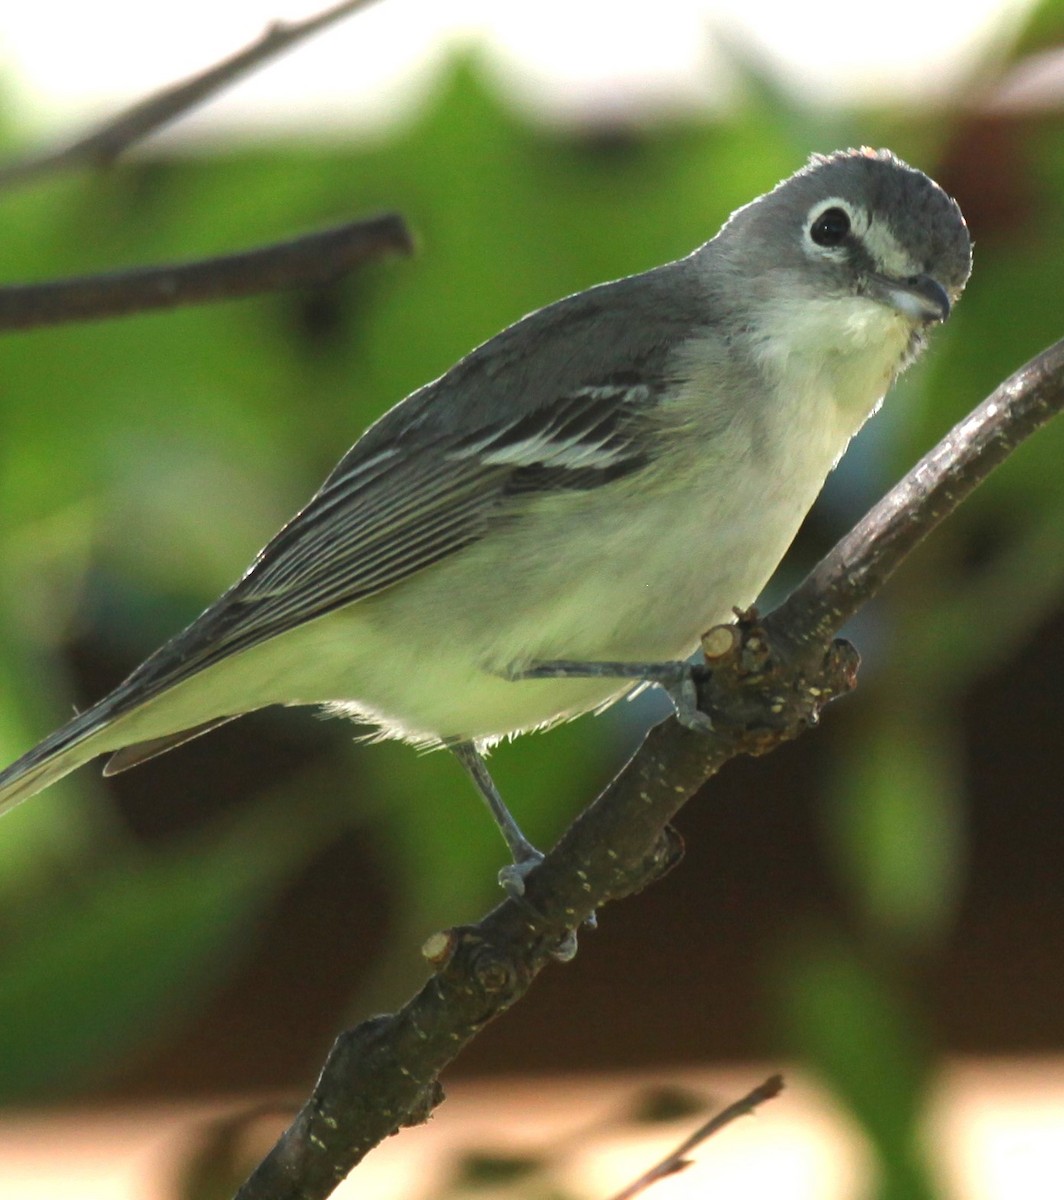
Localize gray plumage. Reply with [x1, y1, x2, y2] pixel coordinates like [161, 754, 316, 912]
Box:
[0, 148, 971, 828]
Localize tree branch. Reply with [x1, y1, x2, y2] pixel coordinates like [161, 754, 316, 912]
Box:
[608, 1073, 785, 1200]
[0, 0, 381, 190]
[0, 214, 413, 332]
[232, 336, 1064, 1200]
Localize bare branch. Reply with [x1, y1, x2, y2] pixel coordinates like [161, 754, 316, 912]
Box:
[232, 340, 1064, 1200]
[607, 1074, 785, 1200]
[0, 214, 413, 332]
[0, 0, 381, 190]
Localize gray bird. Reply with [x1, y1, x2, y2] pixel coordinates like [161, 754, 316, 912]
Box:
[0, 147, 971, 878]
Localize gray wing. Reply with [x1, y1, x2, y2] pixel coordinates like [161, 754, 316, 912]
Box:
[108, 261, 712, 711]
[227, 380, 657, 626]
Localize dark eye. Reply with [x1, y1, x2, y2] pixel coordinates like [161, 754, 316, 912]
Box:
[810, 206, 851, 247]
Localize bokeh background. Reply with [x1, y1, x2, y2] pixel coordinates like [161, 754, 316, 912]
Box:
[0, 1, 1063, 1196]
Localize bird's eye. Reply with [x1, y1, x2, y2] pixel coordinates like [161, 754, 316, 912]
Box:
[810, 206, 851, 247]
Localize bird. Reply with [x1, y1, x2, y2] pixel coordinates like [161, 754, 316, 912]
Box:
[0, 147, 971, 882]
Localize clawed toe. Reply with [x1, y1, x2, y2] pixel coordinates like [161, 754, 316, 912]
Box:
[497, 853, 544, 898]
[668, 670, 714, 731]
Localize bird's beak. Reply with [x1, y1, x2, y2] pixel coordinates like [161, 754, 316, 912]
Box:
[867, 272, 952, 324]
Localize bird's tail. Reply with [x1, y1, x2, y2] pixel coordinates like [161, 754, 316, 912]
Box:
[0, 702, 115, 819]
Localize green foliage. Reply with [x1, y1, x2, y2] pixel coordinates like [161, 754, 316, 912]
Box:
[0, 819, 281, 1100]
[824, 699, 966, 949]
[0, 16, 1060, 1198]
[777, 933, 939, 1200]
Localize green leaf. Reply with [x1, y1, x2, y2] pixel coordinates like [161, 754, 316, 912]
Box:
[777, 933, 938, 1200]
[0, 785, 343, 1101]
[824, 701, 965, 948]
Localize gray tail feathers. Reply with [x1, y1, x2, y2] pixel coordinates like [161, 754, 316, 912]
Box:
[0, 701, 117, 819]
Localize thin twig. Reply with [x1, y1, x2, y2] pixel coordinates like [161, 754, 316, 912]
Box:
[0, 214, 413, 332]
[0, 0, 381, 190]
[607, 1074, 785, 1200]
[232, 340, 1064, 1200]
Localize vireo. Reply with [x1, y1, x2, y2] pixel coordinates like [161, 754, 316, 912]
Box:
[0, 148, 971, 880]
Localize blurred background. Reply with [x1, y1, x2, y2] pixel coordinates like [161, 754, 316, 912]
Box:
[0, 1, 1063, 1197]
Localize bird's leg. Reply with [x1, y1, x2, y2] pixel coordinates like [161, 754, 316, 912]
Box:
[451, 741, 580, 961]
[450, 741, 544, 894]
[508, 659, 712, 733]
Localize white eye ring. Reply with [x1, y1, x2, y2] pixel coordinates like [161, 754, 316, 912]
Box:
[804, 197, 866, 257]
